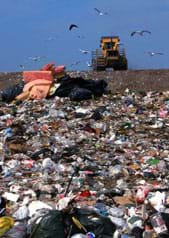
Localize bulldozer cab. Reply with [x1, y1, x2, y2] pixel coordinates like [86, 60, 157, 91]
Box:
[92, 35, 128, 71]
[100, 36, 120, 58]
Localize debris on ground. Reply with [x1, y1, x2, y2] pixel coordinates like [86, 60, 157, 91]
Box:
[0, 63, 108, 102]
[0, 65, 169, 237]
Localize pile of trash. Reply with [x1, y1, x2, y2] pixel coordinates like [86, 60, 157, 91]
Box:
[1, 67, 169, 237]
[0, 63, 108, 103]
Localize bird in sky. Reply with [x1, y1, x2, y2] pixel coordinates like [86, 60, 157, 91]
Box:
[94, 8, 108, 16]
[77, 35, 85, 39]
[146, 51, 164, 56]
[69, 24, 79, 31]
[45, 36, 56, 41]
[117, 42, 124, 46]
[19, 64, 25, 70]
[86, 61, 92, 67]
[79, 49, 91, 54]
[70, 61, 81, 66]
[130, 30, 151, 37]
[28, 56, 46, 62]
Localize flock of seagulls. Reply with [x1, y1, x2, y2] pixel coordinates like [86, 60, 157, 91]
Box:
[130, 29, 164, 57]
[19, 6, 164, 70]
[67, 7, 108, 68]
[67, 8, 164, 68]
[18, 56, 47, 70]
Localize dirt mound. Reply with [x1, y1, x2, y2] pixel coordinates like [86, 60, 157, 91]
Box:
[1, 69, 169, 92]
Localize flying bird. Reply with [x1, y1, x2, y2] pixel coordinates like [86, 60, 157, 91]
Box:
[69, 24, 79, 31]
[131, 30, 151, 37]
[45, 36, 57, 41]
[94, 8, 108, 16]
[86, 61, 92, 67]
[117, 42, 124, 46]
[79, 49, 91, 54]
[28, 56, 46, 62]
[70, 61, 81, 66]
[77, 35, 85, 39]
[19, 64, 25, 70]
[146, 51, 164, 56]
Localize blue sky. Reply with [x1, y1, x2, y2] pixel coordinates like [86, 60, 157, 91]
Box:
[0, 0, 169, 71]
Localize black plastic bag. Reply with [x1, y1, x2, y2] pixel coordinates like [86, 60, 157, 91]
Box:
[69, 87, 92, 101]
[1, 81, 24, 103]
[54, 76, 107, 100]
[29, 210, 66, 238]
[68, 208, 116, 238]
[80, 79, 108, 97]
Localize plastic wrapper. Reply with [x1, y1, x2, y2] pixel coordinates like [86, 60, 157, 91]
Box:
[0, 216, 14, 237]
[4, 222, 27, 238]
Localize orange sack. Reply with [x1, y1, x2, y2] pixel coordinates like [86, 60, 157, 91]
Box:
[23, 71, 53, 83]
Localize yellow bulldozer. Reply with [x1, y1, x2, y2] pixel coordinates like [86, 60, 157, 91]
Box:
[92, 36, 128, 71]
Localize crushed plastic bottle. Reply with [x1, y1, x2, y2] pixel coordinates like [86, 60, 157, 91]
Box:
[0, 136, 5, 164]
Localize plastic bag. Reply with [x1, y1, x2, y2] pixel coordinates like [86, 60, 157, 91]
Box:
[29, 210, 65, 238]
[69, 87, 92, 101]
[54, 76, 107, 100]
[13, 205, 29, 221]
[5, 222, 27, 238]
[1, 81, 24, 103]
[0, 197, 6, 217]
[0, 216, 14, 237]
[69, 208, 116, 238]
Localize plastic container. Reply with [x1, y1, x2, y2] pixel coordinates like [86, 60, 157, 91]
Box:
[150, 213, 168, 235]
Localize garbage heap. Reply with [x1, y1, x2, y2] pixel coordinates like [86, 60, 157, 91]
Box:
[0, 63, 107, 103]
[0, 69, 169, 237]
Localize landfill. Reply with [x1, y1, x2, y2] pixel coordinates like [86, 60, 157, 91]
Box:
[0, 65, 169, 237]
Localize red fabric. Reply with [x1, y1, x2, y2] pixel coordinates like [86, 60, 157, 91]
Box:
[41, 63, 55, 71]
[78, 190, 92, 198]
[53, 65, 65, 74]
[40, 63, 66, 77]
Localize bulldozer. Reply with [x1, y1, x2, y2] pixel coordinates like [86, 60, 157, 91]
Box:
[92, 36, 128, 71]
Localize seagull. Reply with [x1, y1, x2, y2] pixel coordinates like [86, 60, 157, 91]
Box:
[146, 51, 164, 56]
[86, 61, 92, 67]
[77, 35, 85, 39]
[130, 30, 151, 37]
[45, 36, 56, 41]
[19, 64, 25, 70]
[94, 8, 108, 16]
[117, 42, 124, 46]
[28, 56, 46, 62]
[70, 61, 81, 66]
[79, 49, 91, 54]
[69, 24, 79, 31]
